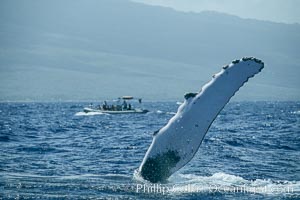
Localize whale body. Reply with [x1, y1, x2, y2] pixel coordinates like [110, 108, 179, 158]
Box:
[138, 57, 264, 183]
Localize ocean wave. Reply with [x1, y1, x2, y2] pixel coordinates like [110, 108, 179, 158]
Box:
[156, 110, 163, 114]
[132, 171, 300, 197]
[291, 110, 300, 115]
[154, 110, 176, 115]
[167, 172, 300, 195]
[4, 172, 131, 181]
[74, 111, 106, 116]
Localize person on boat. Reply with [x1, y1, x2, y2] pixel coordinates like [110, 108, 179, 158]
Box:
[103, 101, 108, 110]
[128, 103, 131, 110]
[123, 100, 127, 110]
[117, 105, 122, 111]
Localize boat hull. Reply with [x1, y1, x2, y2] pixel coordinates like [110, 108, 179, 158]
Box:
[83, 107, 149, 114]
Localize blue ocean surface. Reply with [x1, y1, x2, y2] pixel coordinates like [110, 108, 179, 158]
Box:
[0, 101, 299, 199]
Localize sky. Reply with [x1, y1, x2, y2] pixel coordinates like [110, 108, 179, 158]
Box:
[132, 0, 300, 24]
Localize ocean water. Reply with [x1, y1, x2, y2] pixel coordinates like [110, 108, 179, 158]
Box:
[0, 101, 299, 199]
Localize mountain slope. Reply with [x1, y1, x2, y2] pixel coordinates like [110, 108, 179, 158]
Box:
[0, 0, 299, 101]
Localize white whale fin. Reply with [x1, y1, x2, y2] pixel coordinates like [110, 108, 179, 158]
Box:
[138, 57, 264, 183]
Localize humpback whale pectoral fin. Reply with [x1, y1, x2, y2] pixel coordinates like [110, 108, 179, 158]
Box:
[139, 57, 264, 183]
[184, 92, 198, 100]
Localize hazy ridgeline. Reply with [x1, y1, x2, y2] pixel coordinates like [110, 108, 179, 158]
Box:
[0, 0, 299, 101]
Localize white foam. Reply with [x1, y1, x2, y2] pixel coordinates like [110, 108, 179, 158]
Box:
[74, 111, 106, 116]
[167, 172, 300, 195]
[166, 112, 176, 115]
[291, 110, 300, 114]
[4, 172, 130, 181]
[155, 110, 176, 115]
[156, 110, 163, 114]
[133, 169, 151, 183]
[176, 102, 183, 105]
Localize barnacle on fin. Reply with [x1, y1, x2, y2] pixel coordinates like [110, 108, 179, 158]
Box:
[223, 65, 229, 69]
[242, 57, 252, 61]
[254, 58, 262, 64]
[184, 93, 197, 100]
[153, 129, 160, 136]
[232, 59, 240, 64]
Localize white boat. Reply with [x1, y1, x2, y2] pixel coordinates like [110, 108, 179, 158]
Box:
[83, 107, 148, 114]
[83, 96, 149, 114]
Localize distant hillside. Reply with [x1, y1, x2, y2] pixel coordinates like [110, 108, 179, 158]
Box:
[0, 0, 299, 101]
